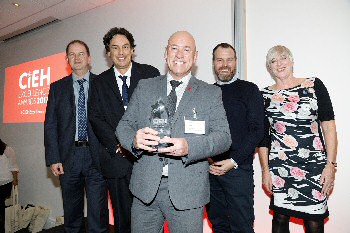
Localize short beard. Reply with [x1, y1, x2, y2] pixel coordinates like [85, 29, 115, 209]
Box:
[216, 74, 234, 82]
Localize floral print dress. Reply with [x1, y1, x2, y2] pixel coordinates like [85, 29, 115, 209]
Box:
[261, 77, 335, 220]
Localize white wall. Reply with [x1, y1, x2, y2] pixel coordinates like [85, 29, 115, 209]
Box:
[246, 0, 350, 232]
[0, 0, 232, 229]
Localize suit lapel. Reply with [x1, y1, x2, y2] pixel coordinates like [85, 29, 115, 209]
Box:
[129, 62, 141, 97]
[88, 72, 95, 99]
[159, 75, 168, 103]
[64, 74, 75, 116]
[87, 72, 95, 113]
[172, 76, 198, 124]
[105, 67, 123, 103]
[88, 72, 95, 85]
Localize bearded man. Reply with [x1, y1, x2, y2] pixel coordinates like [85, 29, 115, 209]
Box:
[206, 43, 265, 233]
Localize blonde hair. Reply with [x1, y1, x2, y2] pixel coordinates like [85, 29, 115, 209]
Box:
[266, 45, 294, 68]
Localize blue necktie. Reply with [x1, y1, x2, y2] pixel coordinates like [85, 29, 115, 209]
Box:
[77, 79, 88, 141]
[167, 80, 182, 118]
[119, 75, 129, 107]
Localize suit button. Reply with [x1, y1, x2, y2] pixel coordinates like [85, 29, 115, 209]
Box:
[159, 158, 163, 161]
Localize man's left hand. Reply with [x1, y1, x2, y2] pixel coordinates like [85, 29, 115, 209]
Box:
[157, 137, 188, 157]
[209, 159, 235, 176]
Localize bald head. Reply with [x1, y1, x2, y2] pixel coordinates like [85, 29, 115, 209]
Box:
[168, 31, 196, 51]
[165, 31, 198, 80]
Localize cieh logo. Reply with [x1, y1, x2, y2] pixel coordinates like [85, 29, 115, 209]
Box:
[18, 67, 51, 107]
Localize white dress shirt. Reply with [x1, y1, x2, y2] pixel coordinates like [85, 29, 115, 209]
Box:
[114, 64, 132, 109]
[162, 72, 192, 176]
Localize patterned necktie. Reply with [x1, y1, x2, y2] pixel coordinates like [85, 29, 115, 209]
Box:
[77, 79, 88, 141]
[167, 80, 182, 118]
[119, 75, 129, 107]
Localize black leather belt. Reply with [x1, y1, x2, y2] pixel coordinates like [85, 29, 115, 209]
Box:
[75, 141, 89, 147]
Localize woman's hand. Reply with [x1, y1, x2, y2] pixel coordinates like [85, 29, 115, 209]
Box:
[320, 163, 336, 196]
[262, 168, 273, 194]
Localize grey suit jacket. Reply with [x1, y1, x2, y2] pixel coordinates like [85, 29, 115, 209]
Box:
[116, 75, 231, 210]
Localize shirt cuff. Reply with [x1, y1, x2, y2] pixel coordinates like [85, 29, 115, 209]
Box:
[131, 142, 143, 158]
[230, 158, 238, 169]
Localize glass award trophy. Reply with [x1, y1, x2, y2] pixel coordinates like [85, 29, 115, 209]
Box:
[150, 97, 171, 149]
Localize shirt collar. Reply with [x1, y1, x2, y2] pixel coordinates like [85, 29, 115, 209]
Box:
[216, 75, 238, 85]
[166, 72, 192, 87]
[114, 63, 133, 78]
[72, 71, 90, 83]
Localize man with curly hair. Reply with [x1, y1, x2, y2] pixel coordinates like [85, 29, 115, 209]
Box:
[89, 27, 160, 233]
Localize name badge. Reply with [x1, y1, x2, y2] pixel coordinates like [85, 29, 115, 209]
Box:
[185, 119, 205, 134]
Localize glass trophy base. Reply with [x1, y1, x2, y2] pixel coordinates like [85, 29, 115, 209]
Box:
[155, 142, 173, 150]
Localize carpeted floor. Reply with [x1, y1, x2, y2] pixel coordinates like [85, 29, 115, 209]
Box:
[24, 218, 115, 233]
[40, 224, 115, 233]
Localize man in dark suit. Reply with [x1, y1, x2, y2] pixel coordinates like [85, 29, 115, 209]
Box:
[88, 27, 160, 233]
[44, 40, 108, 233]
[116, 31, 231, 233]
[207, 43, 265, 233]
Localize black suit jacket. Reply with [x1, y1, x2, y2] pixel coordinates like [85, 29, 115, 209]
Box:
[89, 61, 160, 178]
[44, 72, 101, 171]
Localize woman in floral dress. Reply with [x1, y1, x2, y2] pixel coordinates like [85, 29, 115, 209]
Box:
[258, 45, 338, 233]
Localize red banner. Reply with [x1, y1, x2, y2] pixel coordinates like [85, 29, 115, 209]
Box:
[3, 52, 71, 123]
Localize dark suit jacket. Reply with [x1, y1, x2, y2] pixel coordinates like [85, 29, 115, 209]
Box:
[88, 61, 160, 178]
[44, 72, 101, 171]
